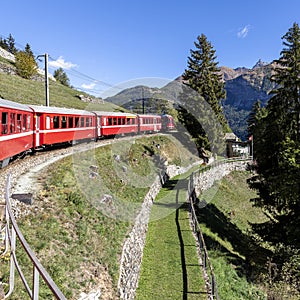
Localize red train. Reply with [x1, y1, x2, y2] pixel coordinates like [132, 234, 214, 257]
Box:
[0, 98, 175, 168]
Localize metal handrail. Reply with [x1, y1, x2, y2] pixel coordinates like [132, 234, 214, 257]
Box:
[2, 173, 66, 299]
[187, 158, 251, 299]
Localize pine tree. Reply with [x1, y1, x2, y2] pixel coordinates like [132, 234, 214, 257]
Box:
[177, 34, 228, 156]
[7, 34, 17, 54]
[25, 43, 34, 57]
[53, 67, 70, 87]
[248, 23, 300, 247]
[0, 37, 8, 50]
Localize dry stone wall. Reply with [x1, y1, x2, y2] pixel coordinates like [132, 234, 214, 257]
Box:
[117, 163, 197, 300]
[117, 159, 250, 300]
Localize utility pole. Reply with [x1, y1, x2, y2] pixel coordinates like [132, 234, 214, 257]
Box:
[37, 53, 49, 106]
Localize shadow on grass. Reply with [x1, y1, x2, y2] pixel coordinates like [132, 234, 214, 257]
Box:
[195, 203, 272, 281]
[174, 179, 207, 299]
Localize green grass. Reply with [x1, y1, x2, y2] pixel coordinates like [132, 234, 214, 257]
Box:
[136, 172, 207, 300]
[0, 134, 199, 299]
[0, 69, 118, 111]
[197, 171, 269, 299]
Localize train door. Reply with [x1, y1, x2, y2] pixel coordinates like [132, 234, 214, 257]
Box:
[97, 116, 101, 138]
[34, 114, 41, 147]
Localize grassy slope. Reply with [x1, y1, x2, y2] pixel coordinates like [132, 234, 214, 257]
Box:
[136, 172, 207, 300]
[198, 171, 269, 299]
[0, 65, 118, 111]
[137, 170, 270, 300]
[0, 134, 199, 299]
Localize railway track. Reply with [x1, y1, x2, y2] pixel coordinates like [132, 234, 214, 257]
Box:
[0, 132, 163, 220]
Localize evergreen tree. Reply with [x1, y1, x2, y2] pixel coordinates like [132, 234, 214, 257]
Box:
[7, 34, 17, 54]
[248, 23, 300, 247]
[0, 37, 8, 50]
[24, 43, 34, 57]
[177, 34, 228, 156]
[53, 67, 70, 87]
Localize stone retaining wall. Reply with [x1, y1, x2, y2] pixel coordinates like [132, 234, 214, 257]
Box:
[117, 159, 250, 299]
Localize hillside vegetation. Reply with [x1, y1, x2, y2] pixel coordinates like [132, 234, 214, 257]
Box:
[0, 57, 118, 111]
[0, 134, 200, 299]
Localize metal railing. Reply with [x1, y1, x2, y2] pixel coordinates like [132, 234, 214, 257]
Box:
[187, 158, 251, 299]
[188, 188, 218, 299]
[0, 173, 66, 299]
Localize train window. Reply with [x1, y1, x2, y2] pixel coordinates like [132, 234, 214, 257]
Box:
[53, 116, 60, 129]
[17, 114, 22, 132]
[80, 117, 85, 127]
[62, 116, 67, 128]
[1, 112, 8, 134]
[108, 118, 112, 126]
[69, 117, 74, 128]
[23, 115, 27, 130]
[113, 118, 117, 125]
[121, 118, 125, 125]
[132, 118, 135, 125]
[89, 117, 93, 127]
[126, 118, 130, 125]
[118, 118, 122, 125]
[10, 113, 16, 133]
[85, 117, 89, 127]
[75, 117, 79, 127]
[27, 116, 31, 130]
[46, 116, 51, 129]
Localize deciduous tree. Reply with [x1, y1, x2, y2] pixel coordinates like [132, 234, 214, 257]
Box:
[15, 50, 38, 79]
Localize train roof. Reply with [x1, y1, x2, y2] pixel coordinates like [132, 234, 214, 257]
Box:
[29, 105, 95, 116]
[0, 98, 32, 112]
[93, 111, 137, 118]
[137, 114, 162, 118]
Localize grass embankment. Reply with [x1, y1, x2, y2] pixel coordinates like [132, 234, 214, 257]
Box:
[0, 134, 199, 299]
[137, 170, 270, 300]
[136, 170, 207, 300]
[0, 64, 118, 111]
[198, 171, 269, 299]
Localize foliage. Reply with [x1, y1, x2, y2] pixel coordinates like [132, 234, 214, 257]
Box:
[246, 23, 300, 298]
[53, 67, 71, 87]
[177, 34, 229, 156]
[248, 22, 300, 248]
[15, 50, 38, 79]
[0, 33, 17, 54]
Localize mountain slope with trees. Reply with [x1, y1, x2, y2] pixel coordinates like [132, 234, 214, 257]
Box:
[247, 22, 300, 298]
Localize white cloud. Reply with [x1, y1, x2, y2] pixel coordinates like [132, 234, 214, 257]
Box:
[237, 25, 251, 38]
[81, 82, 96, 90]
[48, 56, 77, 69]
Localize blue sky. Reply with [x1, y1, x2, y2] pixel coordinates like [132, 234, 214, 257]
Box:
[1, 0, 300, 98]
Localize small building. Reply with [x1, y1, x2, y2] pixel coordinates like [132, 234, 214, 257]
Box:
[225, 132, 250, 158]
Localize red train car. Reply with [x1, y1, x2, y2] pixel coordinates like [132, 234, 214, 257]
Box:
[0, 99, 34, 167]
[138, 114, 162, 133]
[162, 114, 175, 131]
[29, 105, 96, 148]
[94, 111, 138, 137]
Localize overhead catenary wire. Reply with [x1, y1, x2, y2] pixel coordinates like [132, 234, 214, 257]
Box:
[0, 33, 121, 97]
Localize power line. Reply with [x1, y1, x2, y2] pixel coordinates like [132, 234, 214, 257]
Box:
[0, 33, 120, 95]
